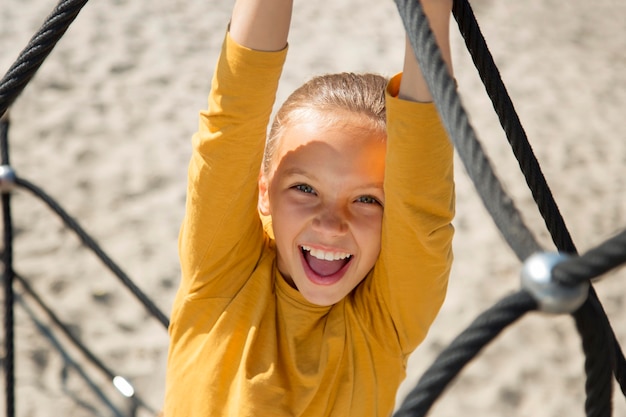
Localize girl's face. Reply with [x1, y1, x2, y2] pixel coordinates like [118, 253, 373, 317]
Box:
[258, 114, 386, 306]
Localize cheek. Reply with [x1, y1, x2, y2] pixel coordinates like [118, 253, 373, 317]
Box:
[269, 195, 304, 238]
[353, 212, 383, 252]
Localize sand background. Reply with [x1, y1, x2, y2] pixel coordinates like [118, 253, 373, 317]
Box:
[1, 0, 625, 416]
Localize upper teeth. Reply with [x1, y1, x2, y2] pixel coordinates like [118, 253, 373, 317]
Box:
[302, 245, 351, 261]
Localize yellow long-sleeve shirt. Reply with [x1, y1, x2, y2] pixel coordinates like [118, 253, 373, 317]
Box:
[164, 32, 454, 417]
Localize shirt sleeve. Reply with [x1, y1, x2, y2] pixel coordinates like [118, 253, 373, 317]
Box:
[175, 32, 287, 303]
[357, 73, 455, 355]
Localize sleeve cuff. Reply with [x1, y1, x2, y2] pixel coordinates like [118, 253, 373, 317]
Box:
[386, 72, 442, 124]
[223, 30, 288, 72]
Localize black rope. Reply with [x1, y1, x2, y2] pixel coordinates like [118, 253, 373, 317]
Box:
[393, 0, 541, 262]
[0, 0, 172, 409]
[14, 272, 117, 380]
[553, 230, 626, 287]
[14, 176, 170, 329]
[394, 1, 626, 415]
[0, 0, 90, 117]
[573, 299, 614, 417]
[13, 272, 158, 415]
[0, 0, 622, 415]
[394, 291, 537, 417]
[0, 111, 9, 163]
[451, 0, 626, 397]
[587, 288, 626, 398]
[14, 293, 128, 417]
[1, 110, 15, 417]
[451, 0, 577, 254]
[556, 229, 626, 401]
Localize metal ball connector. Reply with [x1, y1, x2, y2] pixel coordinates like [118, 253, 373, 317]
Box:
[0, 165, 16, 194]
[521, 252, 589, 314]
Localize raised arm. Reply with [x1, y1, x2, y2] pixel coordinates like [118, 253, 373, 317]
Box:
[368, 0, 455, 354]
[398, 0, 453, 102]
[175, 0, 292, 301]
[230, 0, 293, 51]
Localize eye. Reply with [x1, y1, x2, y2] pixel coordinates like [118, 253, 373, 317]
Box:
[355, 195, 382, 206]
[293, 184, 316, 195]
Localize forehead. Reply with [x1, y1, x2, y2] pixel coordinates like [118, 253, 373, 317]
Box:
[276, 112, 385, 159]
[271, 116, 387, 180]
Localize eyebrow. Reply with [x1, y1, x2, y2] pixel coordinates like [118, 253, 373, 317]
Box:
[281, 167, 311, 177]
[281, 167, 384, 190]
[279, 167, 320, 184]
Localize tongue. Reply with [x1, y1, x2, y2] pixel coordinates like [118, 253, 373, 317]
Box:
[305, 252, 348, 277]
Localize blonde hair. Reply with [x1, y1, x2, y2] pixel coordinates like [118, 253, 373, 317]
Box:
[263, 72, 388, 175]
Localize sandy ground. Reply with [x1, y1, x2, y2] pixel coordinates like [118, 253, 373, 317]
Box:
[0, 0, 625, 416]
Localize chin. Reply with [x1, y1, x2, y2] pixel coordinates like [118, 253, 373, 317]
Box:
[300, 288, 342, 307]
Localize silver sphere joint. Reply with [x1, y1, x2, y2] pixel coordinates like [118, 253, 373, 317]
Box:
[0, 165, 16, 193]
[521, 252, 589, 314]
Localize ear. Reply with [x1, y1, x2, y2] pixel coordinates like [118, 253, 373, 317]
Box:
[257, 171, 271, 216]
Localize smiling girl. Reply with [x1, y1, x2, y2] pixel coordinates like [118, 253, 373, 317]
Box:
[164, 0, 454, 415]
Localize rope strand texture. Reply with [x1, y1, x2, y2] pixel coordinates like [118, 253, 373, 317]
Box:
[14, 293, 128, 417]
[573, 300, 614, 417]
[0, 0, 89, 116]
[452, 0, 626, 402]
[394, 1, 626, 414]
[2, 195, 15, 417]
[13, 273, 158, 414]
[394, 0, 541, 262]
[554, 229, 626, 286]
[1, 107, 15, 417]
[14, 176, 170, 329]
[451, 0, 577, 254]
[394, 291, 537, 417]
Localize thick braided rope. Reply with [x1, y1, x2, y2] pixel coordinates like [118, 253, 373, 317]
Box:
[574, 300, 614, 417]
[14, 176, 170, 329]
[1, 110, 16, 417]
[553, 228, 626, 396]
[0, 0, 89, 116]
[452, 0, 626, 397]
[14, 272, 116, 378]
[13, 272, 158, 414]
[451, 0, 577, 254]
[394, 291, 537, 417]
[13, 293, 125, 414]
[588, 289, 626, 397]
[553, 230, 626, 286]
[394, 1, 623, 415]
[393, 0, 540, 262]
[2, 181, 15, 417]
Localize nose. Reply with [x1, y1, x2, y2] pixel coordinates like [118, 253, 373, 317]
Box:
[312, 206, 348, 236]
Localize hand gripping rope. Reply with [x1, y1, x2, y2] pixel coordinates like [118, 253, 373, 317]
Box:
[1, 0, 626, 416]
[393, 0, 626, 416]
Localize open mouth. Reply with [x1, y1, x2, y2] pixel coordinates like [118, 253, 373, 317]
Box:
[300, 245, 352, 282]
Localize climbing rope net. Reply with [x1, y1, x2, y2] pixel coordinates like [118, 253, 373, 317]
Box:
[0, 0, 625, 416]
